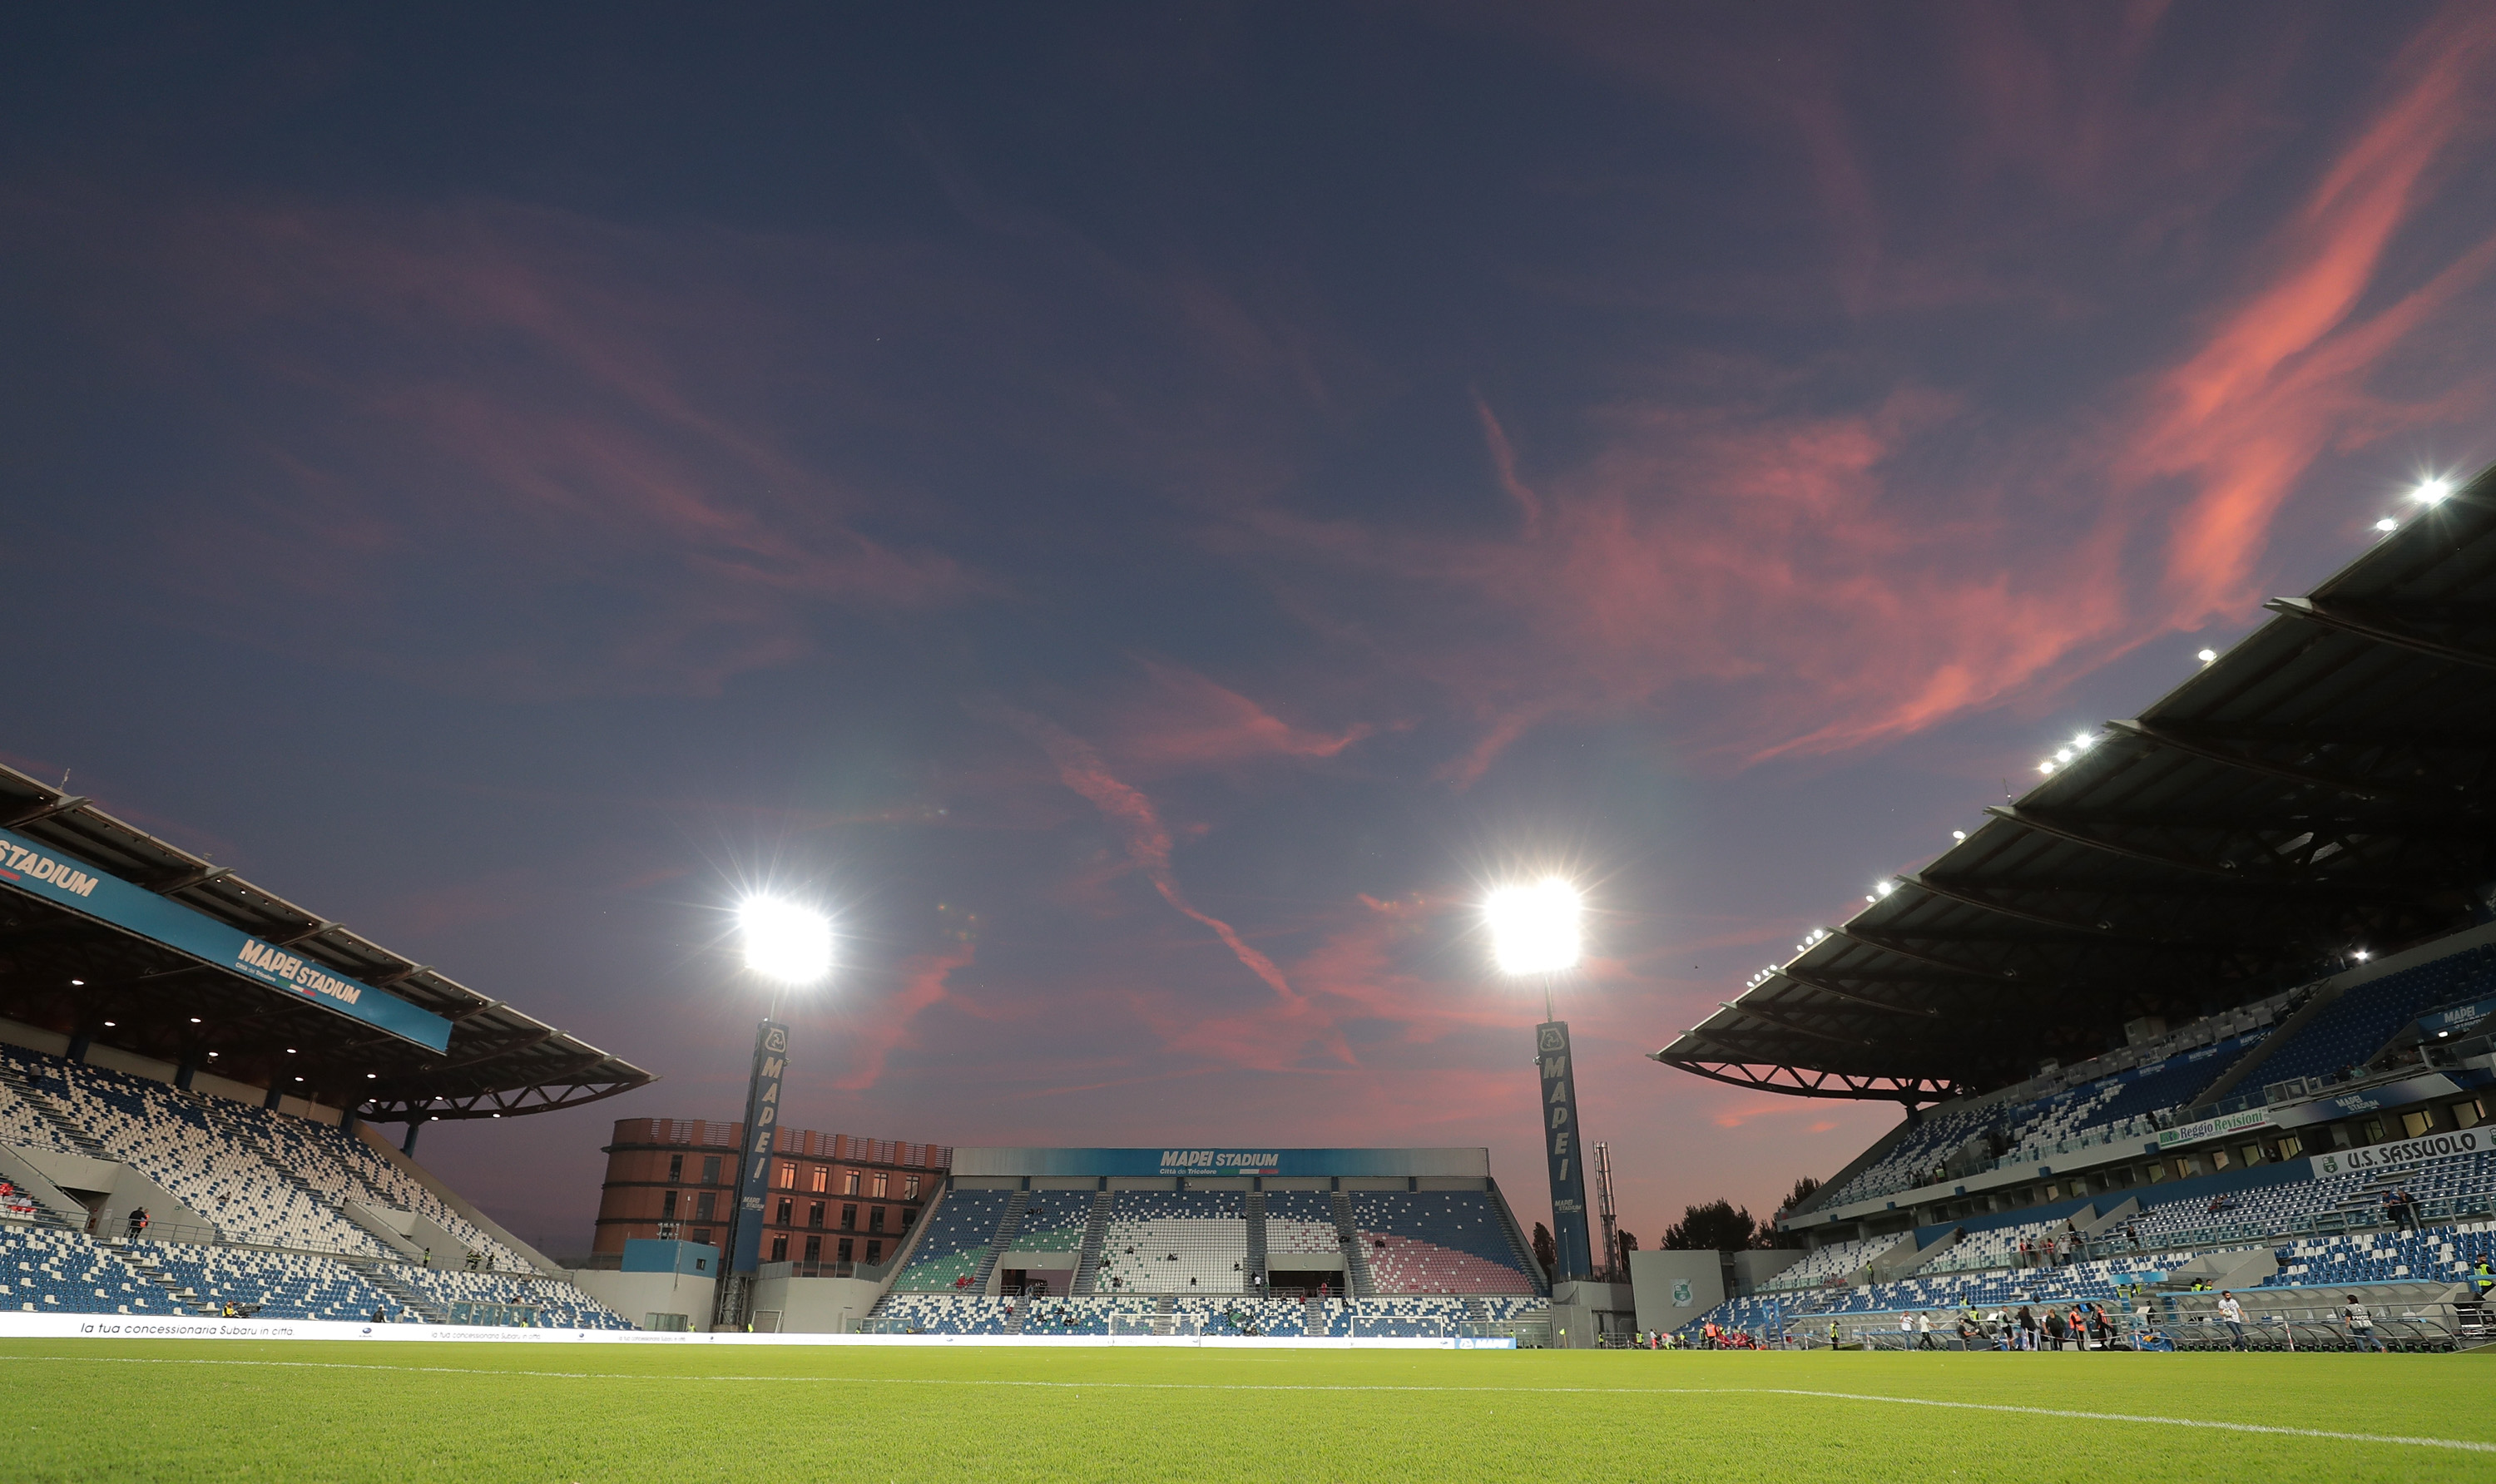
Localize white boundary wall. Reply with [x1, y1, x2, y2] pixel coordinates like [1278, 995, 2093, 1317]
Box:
[0, 1313, 1511, 1349]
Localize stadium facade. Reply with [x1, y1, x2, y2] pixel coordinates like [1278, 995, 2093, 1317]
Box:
[593, 1117, 948, 1267]
[1644, 465, 2496, 1351]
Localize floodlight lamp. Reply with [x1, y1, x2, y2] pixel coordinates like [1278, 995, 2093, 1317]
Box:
[1485, 878, 1582, 976]
[2413, 478, 2452, 505]
[2375, 518, 2399, 533]
[2196, 649, 2218, 664]
[2353, 949, 2370, 962]
[1953, 830, 1967, 842]
[739, 897, 835, 984]
[2038, 760, 2055, 774]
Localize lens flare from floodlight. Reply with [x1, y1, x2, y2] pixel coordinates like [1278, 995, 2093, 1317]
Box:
[739, 897, 834, 983]
[2413, 478, 2452, 505]
[1485, 878, 1582, 976]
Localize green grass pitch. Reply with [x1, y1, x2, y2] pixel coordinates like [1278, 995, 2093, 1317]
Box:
[2, 1341, 2489, 1482]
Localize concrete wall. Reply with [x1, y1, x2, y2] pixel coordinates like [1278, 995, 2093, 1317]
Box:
[7, 1145, 212, 1237]
[1548, 1279, 1636, 1347]
[750, 1273, 889, 1333]
[1729, 1249, 1804, 1294]
[564, 1267, 716, 1332]
[1629, 1249, 1725, 1334]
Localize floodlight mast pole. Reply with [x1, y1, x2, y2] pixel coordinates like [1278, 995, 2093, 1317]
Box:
[716, 988, 790, 1332]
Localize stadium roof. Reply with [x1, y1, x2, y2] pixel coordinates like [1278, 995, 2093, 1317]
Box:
[1657, 464, 2496, 1104]
[0, 762, 654, 1120]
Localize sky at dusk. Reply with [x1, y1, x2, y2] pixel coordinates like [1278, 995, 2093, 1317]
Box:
[7, 3, 2496, 1257]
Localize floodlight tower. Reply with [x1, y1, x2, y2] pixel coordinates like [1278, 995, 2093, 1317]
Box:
[1593, 1140, 1620, 1282]
[713, 897, 833, 1331]
[1485, 878, 1595, 1288]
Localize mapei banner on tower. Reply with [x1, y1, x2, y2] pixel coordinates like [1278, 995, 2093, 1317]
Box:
[0, 825, 452, 1053]
[1538, 1020, 1594, 1284]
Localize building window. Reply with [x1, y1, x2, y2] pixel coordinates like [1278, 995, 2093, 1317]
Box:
[808, 1202, 825, 1229]
[702, 1155, 722, 1185]
[661, 1190, 678, 1219]
[776, 1161, 797, 1189]
[692, 1228, 713, 1247]
[904, 1175, 920, 1200]
[696, 1192, 716, 1221]
[901, 1207, 916, 1231]
[840, 1204, 857, 1230]
[873, 1172, 889, 1199]
[2402, 1109, 2434, 1139]
[810, 1165, 829, 1193]
[2277, 1133, 2304, 1159]
[866, 1240, 882, 1264]
[844, 1171, 859, 1195]
[770, 1235, 788, 1263]
[869, 1206, 886, 1234]
[667, 1154, 683, 1183]
[776, 1198, 794, 1225]
[804, 1235, 821, 1263]
[837, 1238, 853, 1263]
[2453, 1101, 2484, 1130]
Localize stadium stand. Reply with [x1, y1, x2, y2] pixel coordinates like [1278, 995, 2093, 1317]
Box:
[0, 1044, 387, 1256]
[1, 1226, 161, 1313]
[1811, 1015, 2283, 1209]
[391, 1265, 632, 1328]
[129, 1242, 395, 1321]
[1261, 1190, 1346, 1267]
[0, 1037, 626, 1327]
[889, 1189, 1014, 1291]
[1095, 1190, 1250, 1294]
[2241, 946, 2496, 1090]
[1012, 1190, 1093, 1258]
[2267, 1222, 2496, 1289]
[1348, 1191, 1536, 1294]
[1756, 1234, 1894, 1290]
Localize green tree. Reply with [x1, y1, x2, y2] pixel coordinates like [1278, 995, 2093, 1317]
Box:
[1661, 1200, 1756, 1251]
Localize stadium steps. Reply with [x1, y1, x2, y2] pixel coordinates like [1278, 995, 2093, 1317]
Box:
[349, 1260, 448, 1323]
[190, 1100, 370, 1242]
[1242, 1192, 1267, 1290]
[2190, 985, 2332, 1111]
[1151, 1295, 1176, 1336]
[968, 1191, 1028, 1297]
[105, 1241, 213, 1314]
[0, 1065, 115, 1162]
[1303, 1294, 1326, 1333]
[1483, 1184, 1548, 1294]
[1330, 1193, 1375, 1298]
[1070, 1191, 1114, 1294]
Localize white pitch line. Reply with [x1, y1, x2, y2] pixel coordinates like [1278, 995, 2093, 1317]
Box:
[2, 1354, 2491, 1453]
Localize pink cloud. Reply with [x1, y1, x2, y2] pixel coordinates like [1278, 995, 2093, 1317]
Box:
[835, 940, 976, 1091]
[1228, 6, 2496, 777]
[1107, 657, 1379, 772]
[976, 700, 1339, 1042]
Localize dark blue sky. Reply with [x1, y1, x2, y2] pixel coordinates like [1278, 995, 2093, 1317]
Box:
[7, 3, 2496, 1254]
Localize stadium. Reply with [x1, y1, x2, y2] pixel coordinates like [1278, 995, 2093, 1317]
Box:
[7, 478, 2496, 1480]
[19, 9, 2496, 1477]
